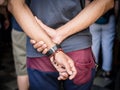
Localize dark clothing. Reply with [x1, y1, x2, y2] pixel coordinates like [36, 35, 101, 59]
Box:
[26, 0, 95, 89]
[27, 48, 95, 90]
[27, 0, 92, 57]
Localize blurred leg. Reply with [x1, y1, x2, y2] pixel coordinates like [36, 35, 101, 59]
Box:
[12, 29, 29, 90]
[90, 24, 101, 63]
[101, 15, 115, 72]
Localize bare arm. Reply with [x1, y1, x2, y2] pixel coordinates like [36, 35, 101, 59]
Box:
[31, 0, 114, 54]
[55, 0, 114, 44]
[8, 0, 77, 80]
[34, 0, 114, 44]
[8, 0, 55, 49]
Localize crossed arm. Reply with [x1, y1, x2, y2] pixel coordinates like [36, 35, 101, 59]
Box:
[32, 0, 114, 52]
[8, 0, 114, 80]
[50, 0, 114, 44]
[7, 0, 77, 80]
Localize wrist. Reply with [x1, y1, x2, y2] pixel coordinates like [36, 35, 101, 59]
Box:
[53, 36, 62, 45]
[46, 44, 62, 57]
[53, 30, 65, 44]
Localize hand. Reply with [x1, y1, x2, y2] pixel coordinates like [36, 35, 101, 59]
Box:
[30, 17, 64, 54]
[32, 17, 77, 79]
[50, 58, 69, 80]
[30, 39, 48, 54]
[30, 40, 77, 80]
[35, 16, 62, 44]
[50, 50, 77, 80]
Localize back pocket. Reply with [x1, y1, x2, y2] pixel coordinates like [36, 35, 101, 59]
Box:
[73, 58, 94, 85]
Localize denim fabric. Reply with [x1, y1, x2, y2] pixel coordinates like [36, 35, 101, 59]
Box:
[90, 15, 115, 71]
[27, 68, 95, 90]
[27, 48, 95, 90]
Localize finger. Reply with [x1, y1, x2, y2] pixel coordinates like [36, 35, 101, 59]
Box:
[69, 66, 77, 80]
[30, 39, 36, 44]
[67, 58, 77, 80]
[37, 48, 43, 52]
[69, 69, 77, 80]
[61, 72, 68, 78]
[33, 41, 44, 48]
[58, 72, 68, 80]
[42, 48, 48, 54]
[41, 43, 47, 49]
[37, 43, 48, 53]
[63, 60, 73, 76]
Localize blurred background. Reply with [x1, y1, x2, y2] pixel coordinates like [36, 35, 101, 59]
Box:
[0, 0, 120, 90]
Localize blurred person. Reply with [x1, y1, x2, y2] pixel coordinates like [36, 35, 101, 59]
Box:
[90, 2, 115, 80]
[1, 0, 29, 90]
[11, 0, 30, 90]
[8, 0, 114, 90]
[11, 15, 29, 90]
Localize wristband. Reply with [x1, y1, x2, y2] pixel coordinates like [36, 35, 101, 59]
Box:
[46, 44, 61, 57]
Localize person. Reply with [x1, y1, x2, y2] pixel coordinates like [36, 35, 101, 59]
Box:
[11, 17, 29, 90]
[89, 3, 115, 79]
[1, 0, 29, 90]
[8, 0, 114, 90]
[11, 0, 31, 90]
[11, 11, 29, 90]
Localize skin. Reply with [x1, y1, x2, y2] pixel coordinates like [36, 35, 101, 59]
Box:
[0, 0, 29, 90]
[7, 0, 77, 80]
[31, 0, 114, 54]
[31, 0, 114, 80]
[8, 0, 114, 80]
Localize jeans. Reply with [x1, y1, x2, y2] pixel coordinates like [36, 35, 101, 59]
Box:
[27, 48, 96, 90]
[90, 15, 115, 71]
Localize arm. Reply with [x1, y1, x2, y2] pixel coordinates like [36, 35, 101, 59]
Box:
[8, 0, 77, 80]
[8, 0, 55, 49]
[31, 0, 114, 49]
[55, 0, 114, 44]
[32, 0, 114, 45]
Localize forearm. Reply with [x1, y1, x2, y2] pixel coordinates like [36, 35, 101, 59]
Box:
[8, 0, 55, 49]
[57, 0, 114, 43]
